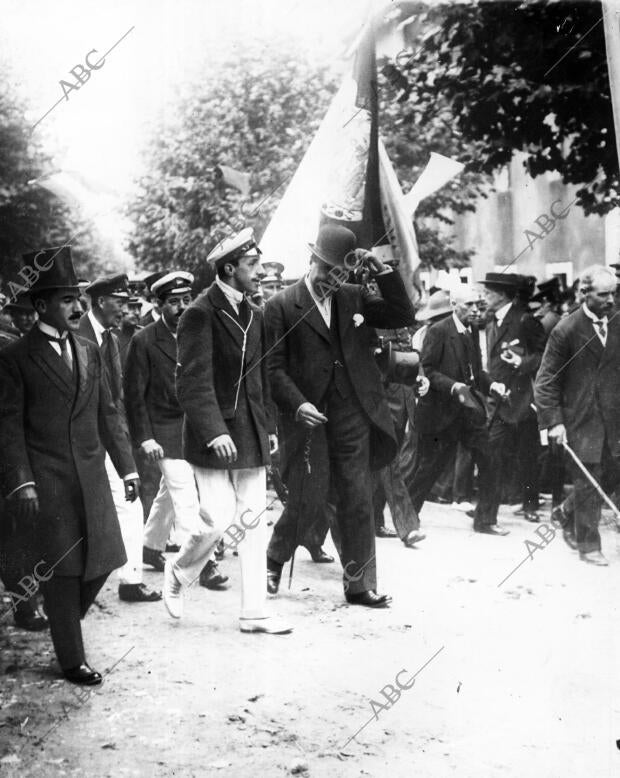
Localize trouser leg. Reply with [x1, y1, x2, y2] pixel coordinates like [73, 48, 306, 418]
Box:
[142, 472, 174, 551]
[230, 468, 267, 619]
[39, 576, 84, 670]
[105, 454, 144, 586]
[572, 461, 602, 554]
[465, 423, 498, 527]
[325, 393, 375, 595]
[406, 430, 457, 514]
[517, 414, 540, 511]
[172, 467, 233, 588]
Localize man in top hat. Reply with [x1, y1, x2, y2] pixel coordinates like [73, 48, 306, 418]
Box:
[166, 228, 290, 633]
[0, 246, 137, 683]
[406, 284, 508, 534]
[261, 261, 285, 302]
[0, 294, 21, 349]
[482, 271, 546, 523]
[264, 224, 415, 607]
[536, 265, 620, 566]
[124, 271, 228, 589]
[79, 274, 160, 604]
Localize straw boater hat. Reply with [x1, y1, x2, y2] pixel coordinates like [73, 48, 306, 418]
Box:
[416, 289, 452, 322]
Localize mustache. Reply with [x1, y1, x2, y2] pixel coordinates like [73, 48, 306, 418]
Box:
[69, 313, 82, 320]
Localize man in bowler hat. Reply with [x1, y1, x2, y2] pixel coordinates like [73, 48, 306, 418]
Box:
[265, 224, 415, 607]
[0, 247, 138, 684]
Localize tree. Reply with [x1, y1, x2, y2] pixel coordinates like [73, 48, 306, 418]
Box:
[126, 46, 337, 284]
[0, 63, 111, 290]
[393, 0, 618, 216]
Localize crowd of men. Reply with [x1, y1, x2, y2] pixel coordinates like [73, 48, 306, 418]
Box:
[0, 222, 618, 686]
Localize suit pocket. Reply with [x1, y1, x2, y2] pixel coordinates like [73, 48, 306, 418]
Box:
[220, 406, 236, 420]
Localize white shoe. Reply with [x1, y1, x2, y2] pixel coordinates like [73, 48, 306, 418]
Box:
[239, 616, 292, 634]
[452, 501, 475, 512]
[163, 560, 184, 619]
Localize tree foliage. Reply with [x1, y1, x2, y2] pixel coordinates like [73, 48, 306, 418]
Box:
[396, 0, 618, 216]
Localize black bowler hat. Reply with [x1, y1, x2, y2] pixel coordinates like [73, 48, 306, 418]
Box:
[86, 273, 130, 299]
[308, 225, 357, 268]
[22, 246, 79, 293]
[480, 272, 522, 290]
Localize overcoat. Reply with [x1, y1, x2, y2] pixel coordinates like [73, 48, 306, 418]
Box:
[486, 302, 546, 424]
[265, 271, 415, 478]
[175, 282, 275, 470]
[417, 314, 491, 434]
[78, 314, 124, 410]
[535, 307, 620, 463]
[124, 319, 183, 458]
[0, 327, 133, 579]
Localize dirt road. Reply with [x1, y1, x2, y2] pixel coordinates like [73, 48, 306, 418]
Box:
[1, 498, 619, 777]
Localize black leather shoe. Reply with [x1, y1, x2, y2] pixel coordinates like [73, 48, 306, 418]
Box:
[376, 525, 398, 538]
[142, 546, 166, 572]
[199, 560, 228, 589]
[523, 511, 540, 523]
[345, 590, 392, 608]
[267, 570, 281, 595]
[474, 525, 510, 536]
[214, 539, 225, 561]
[118, 583, 162, 602]
[165, 542, 180, 553]
[307, 546, 334, 563]
[14, 606, 49, 632]
[63, 663, 102, 686]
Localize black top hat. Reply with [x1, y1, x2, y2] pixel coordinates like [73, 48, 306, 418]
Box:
[308, 225, 357, 268]
[480, 272, 521, 290]
[86, 274, 130, 299]
[22, 246, 79, 293]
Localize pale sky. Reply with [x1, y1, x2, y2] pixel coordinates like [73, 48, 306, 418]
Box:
[1, 0, 376, 195]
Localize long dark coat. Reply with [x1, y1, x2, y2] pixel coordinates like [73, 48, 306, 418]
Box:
[535, 307, 620, 463]
[176, 283, 275, 470]
[0, 327, 133, 579]
[417, 314, 491, 434]
[486, 302, 546, 424]
[124, 319, 183, 459]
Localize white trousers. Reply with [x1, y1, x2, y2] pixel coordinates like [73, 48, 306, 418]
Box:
[172, 466, 267, 619]
[143, 458, 202, 551]
[105, 454, 144, 586]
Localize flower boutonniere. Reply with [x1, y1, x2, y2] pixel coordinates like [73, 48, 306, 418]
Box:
[353, 313, 364, 328]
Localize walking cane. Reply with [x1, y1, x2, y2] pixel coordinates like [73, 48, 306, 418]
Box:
[562, 440, 620, 525]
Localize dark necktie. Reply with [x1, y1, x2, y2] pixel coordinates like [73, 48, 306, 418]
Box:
[238, 298, 251, 328]
[486, 316, 498, 353]
[45, 333, 72, 373]
[460, 330, 475, 383]
[593, 319, 607, 345]
[101, 329, 120, 401]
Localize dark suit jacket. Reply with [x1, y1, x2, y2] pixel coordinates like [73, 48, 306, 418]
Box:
[535, 307, 620, 463]
[0, 327, 133, 579]
[417, 314, 491, 434]
[78, 314, 124, 411]
[487, 302, 546, 423]
[124, 319, 183, 458]
[264, 271, 415, 473]
[176, 283, 275, 470]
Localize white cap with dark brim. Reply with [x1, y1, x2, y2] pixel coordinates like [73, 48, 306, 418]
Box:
[151, 271, 194, 298]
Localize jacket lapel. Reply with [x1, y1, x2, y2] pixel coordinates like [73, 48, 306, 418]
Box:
[489, 305, 515, 354]
[575, 309, 605, 361]
[28, 327, 75, 399]
[293, 280, 330, 343]
[209, 284, 245, 350]
[154, 319, 177, 362]
[335, 286, 354, 340]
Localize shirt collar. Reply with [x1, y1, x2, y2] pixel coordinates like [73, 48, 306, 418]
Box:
[495, 301, 512, 323]
[216, 275, 245, 307]
[582, 303, 608, 324]
[305, 274, 331, 307]
[87, 309, 107, 342]
[38, 321, 67, 340]
[452, 312, 468, 334]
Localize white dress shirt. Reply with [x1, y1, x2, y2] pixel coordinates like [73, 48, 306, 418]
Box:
[216, 276, 244, 315]
[305, 274, 333, 328]
[582, 303, 608, 346]
[494, 301, 512, 328]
